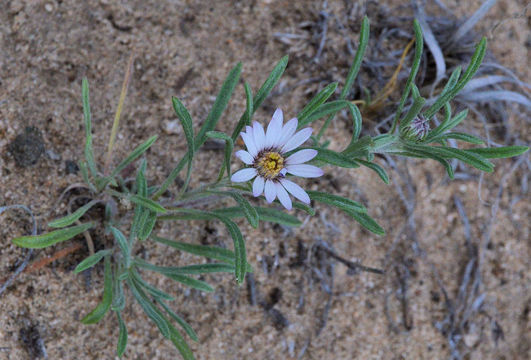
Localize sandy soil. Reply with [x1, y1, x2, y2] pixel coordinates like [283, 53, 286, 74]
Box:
[0, 0, 529, 359]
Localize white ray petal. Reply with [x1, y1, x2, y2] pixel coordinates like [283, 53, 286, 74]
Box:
[286, 149, 318, 165]
[231, 168, 257, 182]
[280, 179, 310, 204]
[281, 127, 313, 153]
[240, 131, 258, 157]
[275, 182, 292, 210]
[252, 176, 265, 197]
[285, 164, 323, 178]
[252, 121, 266, 150]
[277, 118, 298, 148]
[235, 150, 254, 165]
[265, 108, 283, 148]
[264, 180, 277, 203]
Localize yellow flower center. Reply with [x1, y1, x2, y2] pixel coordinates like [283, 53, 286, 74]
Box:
[256, 151, 284, 179]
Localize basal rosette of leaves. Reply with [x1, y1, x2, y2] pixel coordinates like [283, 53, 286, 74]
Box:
[10, 16, 528, 359]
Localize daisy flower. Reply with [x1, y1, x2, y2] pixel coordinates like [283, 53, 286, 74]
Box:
[231, 108, 323, 210]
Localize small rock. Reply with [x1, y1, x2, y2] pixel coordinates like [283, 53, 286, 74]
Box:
[162, 120, 181, 135]
[65, 160, 79, 174]
[463, 331, 480, 348]
[9, 127, 45, 167]
[44, 3, 53, 12]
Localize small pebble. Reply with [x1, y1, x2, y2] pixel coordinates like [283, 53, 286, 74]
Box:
[65, 160, 79, 174]
[44, 3, 53, 12]
[162, 120, 181, 135]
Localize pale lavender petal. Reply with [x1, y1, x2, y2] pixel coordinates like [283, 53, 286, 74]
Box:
[285, 164, 323, 178]
[279, 168, 287, 176]
[252, 121, 266, 150]
[275, 182, 292, 210]
[245, 125, 253, 133]
[252, 176, 265, 197]
[281, 127, 313, 153]
[235, 150, 254, 165]
[240, 132, 258, 157]
[264, 180, 277, 203]
[231, 168, 257, 182]
[286, 149, 318, 165]
[265, 108, 283, 148]
[277, 118, 298, 148]
[280, 179, 310, 204]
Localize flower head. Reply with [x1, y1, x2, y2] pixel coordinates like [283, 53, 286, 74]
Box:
[231, 108, 323, 210]
[401, 115, 430, 141]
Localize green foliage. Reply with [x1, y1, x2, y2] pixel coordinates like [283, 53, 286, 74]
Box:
[9, 16, 528, 360]
[12, 222, 94, 248]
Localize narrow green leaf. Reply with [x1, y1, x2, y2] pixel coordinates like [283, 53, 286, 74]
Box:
[130, 195, 167, 213]
[231, 56, 288, 140]
[158, 300, 199, 342]
[298, 100, 351, 128]
[172, 96, 195, 195]
[130, 268, 174, 301]
[48, 200, 99, 228]
[465, 146, 529, 159]
[159, 208, 247, 284]
[440, 66, 462, 97]
[172, 96, 195, 157]
[356, 159, 390, 184]
[397, 148, 455, 179]
[13, 222, 94, 249]
[391, 19, 423, 133]
[312, 148, 360, 168]
[423, 37, 487, 119]
[297, 82, 338, 123]
[111, 275, 126, 312]
[196, 62, 242, 148]
[438, 132, 484, 145]
[82, 256, 113, 324]
[254, 56, 289, 109]
[110, 227, 130, 267]
[79, 161, 97, 192]
[116, 312, 128, 357]
[136, 258, 234, 276]
[74, 249, 112, 274]
[343, 135, 374, 158]
[110, 135, 158, 179]
[152, 237, 253, 273]
[128, 278, 170, 338]
[424, 109, 468, 142]
[210, 206, 302, 227]
[406, 143, 493, 172]
[82, 78, 98, 176]
[307, 190, 367, 213]
[206, 131, 234, 180]
[340, 16, 370, 100]
[292, 202, 316, 216]
[168, 324, 195, 360]
[165, 274, 214, 293]
[348, 102, 363, 143]
[208, 190, 259, 228]
[138, 211, 157, 241]
[244, 82, 254, 126]
[346, 211, 385, 235]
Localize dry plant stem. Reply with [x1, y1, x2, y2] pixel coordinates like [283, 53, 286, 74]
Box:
[76, 219, 95, 255]
[23, 243, 83, 273]
[368, 38, 415, 112]
[104, 54, 134, 174]
[0, 205, 36, 296]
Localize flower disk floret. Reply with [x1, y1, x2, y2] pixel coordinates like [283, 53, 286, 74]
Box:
[231, 108, 324, 210]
